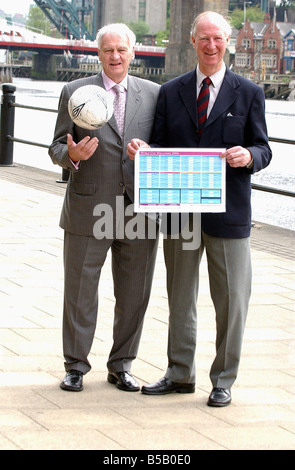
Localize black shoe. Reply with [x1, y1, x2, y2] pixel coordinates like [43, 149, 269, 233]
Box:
[60, 370, 83, 392]
[107, 371, 140, 392]
[207, 388, 231, 407]
[141, 377, 195, 395]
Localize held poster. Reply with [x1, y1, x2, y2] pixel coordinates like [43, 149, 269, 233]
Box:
[134, 148, 226, 213]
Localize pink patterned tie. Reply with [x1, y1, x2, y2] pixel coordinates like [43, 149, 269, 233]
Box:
[197, 77, 211, 135]
[113, 84, 125, 136]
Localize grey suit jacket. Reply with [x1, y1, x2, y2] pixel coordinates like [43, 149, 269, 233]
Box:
[49, 73, 160, 236]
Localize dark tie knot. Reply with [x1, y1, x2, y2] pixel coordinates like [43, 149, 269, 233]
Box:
[202, 77, 211, 87]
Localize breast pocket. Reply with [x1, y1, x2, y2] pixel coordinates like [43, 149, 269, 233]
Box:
[222, 115, 246, 146]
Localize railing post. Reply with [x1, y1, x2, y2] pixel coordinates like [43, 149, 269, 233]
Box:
[0, 83, 16, 166]
[56, 168, 70, 184]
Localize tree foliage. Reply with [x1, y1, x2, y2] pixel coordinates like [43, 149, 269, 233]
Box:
[128, 20, 149, 43]
[230, 6, 265, 30]
[26, 5, 61, 37]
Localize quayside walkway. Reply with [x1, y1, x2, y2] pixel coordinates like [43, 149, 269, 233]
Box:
[0, 164, 294, 451]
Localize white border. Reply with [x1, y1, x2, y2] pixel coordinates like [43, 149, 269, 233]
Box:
[134, 148, 226, 213]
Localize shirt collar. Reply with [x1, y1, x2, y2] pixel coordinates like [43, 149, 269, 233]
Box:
[102, 71, 128, 92]
[196, 62, 226, 89]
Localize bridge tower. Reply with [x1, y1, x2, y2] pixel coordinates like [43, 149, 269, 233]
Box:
[34, 0, 97, 40]
[31, 0, 98, 79]
[165, 0, 229, 78]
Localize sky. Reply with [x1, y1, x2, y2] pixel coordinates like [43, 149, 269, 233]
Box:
[2, 0, 34, 16]
[2, 0, 284, 16]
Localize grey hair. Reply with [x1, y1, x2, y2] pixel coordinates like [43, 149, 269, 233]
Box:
[96, 23, 136, 49]
[191, 11, 232, 39]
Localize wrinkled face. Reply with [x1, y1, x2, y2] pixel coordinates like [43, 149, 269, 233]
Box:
[191, 18, 230, 76]
[98, 32, 134, 83]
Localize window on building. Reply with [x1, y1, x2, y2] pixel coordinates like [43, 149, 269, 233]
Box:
[242, 39, 251, 49]
[139, 1, 147, 22]
[236, 54, 250, 67]
[261, 54, 277, 68]
[268, 40, 276, 49]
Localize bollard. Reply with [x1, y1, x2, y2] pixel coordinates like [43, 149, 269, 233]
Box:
[56, 168, 70, 184]
[0, 83, 17, 166]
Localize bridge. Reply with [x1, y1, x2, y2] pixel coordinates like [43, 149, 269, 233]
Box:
[0, 19, 166, 80]
[33, 0, 97, 41]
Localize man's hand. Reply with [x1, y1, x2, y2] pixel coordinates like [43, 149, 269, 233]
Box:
[67, 134, 99, 163]
[127, 138, 150, 160]
[220, 146, 253, 168]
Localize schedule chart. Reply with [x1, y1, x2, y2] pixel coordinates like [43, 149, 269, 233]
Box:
[134, 148, 226, 213]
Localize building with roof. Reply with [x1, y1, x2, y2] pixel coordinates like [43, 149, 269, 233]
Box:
[235, 15, 295, 80]
[283, 28, 295, 73]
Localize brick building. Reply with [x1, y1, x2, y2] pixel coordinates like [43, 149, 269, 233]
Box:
[235, 15, 295, 79]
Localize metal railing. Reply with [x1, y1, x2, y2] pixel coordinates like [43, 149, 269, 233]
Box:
[0, 83, 69, 182]
[0, 83, 294, 198]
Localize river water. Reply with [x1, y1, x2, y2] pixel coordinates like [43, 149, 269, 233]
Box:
[3, 77, 295, 231]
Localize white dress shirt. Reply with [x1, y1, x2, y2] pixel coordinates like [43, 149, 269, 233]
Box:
[196, 62, 226, 117]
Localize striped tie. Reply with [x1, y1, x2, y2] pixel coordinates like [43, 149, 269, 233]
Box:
[197, 77, 211, 135]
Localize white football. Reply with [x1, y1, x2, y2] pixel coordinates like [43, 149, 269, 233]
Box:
[68, 85, 114, 130]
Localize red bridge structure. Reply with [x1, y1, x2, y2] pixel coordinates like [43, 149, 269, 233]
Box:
[0, 20, 166, 80]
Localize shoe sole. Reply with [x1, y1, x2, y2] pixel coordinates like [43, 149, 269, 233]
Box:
[207, 400, 231, 407]
[141, 387, 195, 395]
[107, 373, 140, 392]
[60, 383, 83, 392]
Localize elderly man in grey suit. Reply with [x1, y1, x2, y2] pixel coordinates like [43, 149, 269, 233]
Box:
[49, 23, 160, 392]
[128, 12, 272, 406]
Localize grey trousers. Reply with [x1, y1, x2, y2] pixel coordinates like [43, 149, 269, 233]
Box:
[163, 225, 252, 389]
[62, 212, 159, 375]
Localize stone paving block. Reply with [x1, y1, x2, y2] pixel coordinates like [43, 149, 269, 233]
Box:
[195, 425, 295, 450]
[0, 174, 295, 451]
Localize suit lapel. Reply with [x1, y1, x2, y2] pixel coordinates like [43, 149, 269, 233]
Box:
[94, 74, 104, 87]
[178, 71, 198, 127]
[178, 68, 241, 131]
[206, 69, 240, 127]
[124, 76, 142, 133]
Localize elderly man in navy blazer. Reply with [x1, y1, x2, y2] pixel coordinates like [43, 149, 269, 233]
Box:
[49, 24, 160, 393]
[128, 11, 272, 406]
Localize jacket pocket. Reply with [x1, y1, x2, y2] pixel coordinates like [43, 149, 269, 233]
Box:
[222, 180, 251, 226]
[69, 182, 96, 195]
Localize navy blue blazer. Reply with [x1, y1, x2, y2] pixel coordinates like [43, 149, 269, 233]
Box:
[151, 67, 272, 238]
